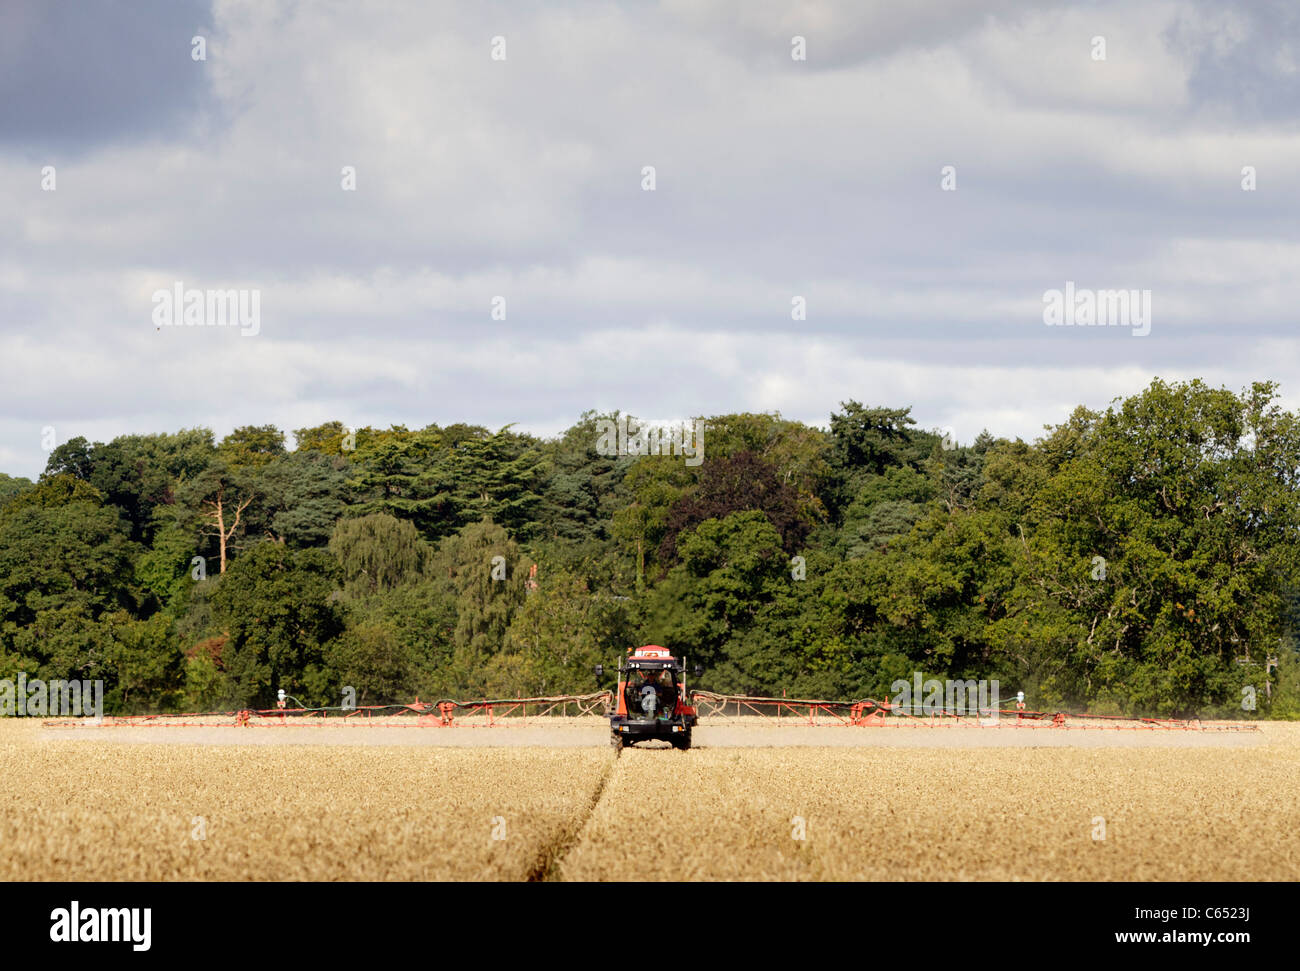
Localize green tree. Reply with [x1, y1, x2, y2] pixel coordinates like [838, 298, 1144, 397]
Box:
[703, 412, 833, 523]
[100, 612, 184, 711]
[645, 511, 793, 693]
[134, 520, 203, 612]
[611, 458, 690, 591]
[324, 621, 415, 706]
[43, 430, 215, 544]
[1005, 380, 1300, 713]
[501, 566, 636, 695]
[329, 512, 429, 594]
[345, 579, 458, 698]
[0, 474, 33, 512]
[658, 451, 808, 562]
[218, 425, 287, 468]
[829, 402, 918, 477]
[293, 421, 352, 456]
[250, 451, 349, 547]
[348, 427, 463, 539]
[176, 459, 255, 573]
[210, 542, 345, 707]
[1, 474, 105, 518]
[534, 412, 628, 545]
[0, 500, 136, 638]
[429, 518, 532, 695]
[444, 427, 547, 539]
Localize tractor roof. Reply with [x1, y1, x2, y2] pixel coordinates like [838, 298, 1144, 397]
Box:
[630, 645, 675, 659]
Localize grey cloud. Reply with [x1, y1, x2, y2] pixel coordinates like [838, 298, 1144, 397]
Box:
[1168, 0, 1300, 125]
[1, 0, 1299, 480]
[658, 0, 1061, 71]
[0, 0, 215, 155]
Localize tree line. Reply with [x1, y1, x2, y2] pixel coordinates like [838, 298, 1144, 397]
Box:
[1, 377, 1298, 718]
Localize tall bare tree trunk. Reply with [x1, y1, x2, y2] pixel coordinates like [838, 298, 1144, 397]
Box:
[215, 495, 227, 573]
[203, 485, 253, 574]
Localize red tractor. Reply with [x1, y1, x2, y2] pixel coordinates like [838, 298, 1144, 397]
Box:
[597, 646, 699, 752]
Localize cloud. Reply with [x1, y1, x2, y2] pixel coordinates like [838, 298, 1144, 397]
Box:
[0, 0, 216, 155]
[0, 0, 1298, 480]
[659, 0, 1060, 70]
[1169, 0, 1300, 125]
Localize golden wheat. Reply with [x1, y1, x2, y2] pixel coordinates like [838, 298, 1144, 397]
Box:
[559, 737, 1300, 880]
[6, 720, 1298, 880]
[0, 721, 610, 881]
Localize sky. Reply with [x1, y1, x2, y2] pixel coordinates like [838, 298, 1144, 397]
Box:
[2, 0, 1298, 479]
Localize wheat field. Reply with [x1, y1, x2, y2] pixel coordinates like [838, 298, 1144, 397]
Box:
[4, 719, 1298, 881]
[559, 742, 1300, 880]
[0, 720, 610, 881]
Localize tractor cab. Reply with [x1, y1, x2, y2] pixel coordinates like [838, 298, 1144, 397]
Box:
[598, 645, 700, 752]
[623, 659, 681, 721]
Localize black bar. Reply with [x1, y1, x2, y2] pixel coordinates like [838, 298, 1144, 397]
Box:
[4, 881, 1276, 960]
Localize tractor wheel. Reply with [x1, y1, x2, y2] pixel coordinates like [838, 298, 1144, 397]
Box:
[611, 732, 624, 755]
[672, 730, 692, 751]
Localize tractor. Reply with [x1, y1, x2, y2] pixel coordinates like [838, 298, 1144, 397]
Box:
[597, 645, 700, 752]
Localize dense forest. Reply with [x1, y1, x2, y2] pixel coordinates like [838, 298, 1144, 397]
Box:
[2, 377, 1298, 718]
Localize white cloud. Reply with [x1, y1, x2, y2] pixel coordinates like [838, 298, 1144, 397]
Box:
[1, 0, 1298, 479]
